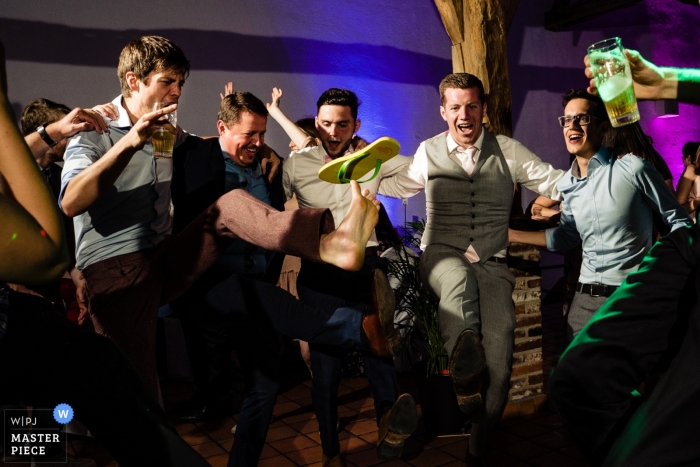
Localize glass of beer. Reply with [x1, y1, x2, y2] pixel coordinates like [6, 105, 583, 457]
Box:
[587, 37, 640, 128]
[152, 102, 177, 158]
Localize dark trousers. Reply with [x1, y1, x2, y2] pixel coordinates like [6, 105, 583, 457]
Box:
[202, 274, 365, 467]
[0, 291, 208, 467]
[219, 276, 281, 467]
[174, 268, 240, 405]
[298, 257, 398, 458]
[550, 225, 700, 466]
[82, 190, 331, 399]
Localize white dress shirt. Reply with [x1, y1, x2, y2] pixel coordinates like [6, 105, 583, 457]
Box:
[379, 130, 564, 201]
[378, 130, 565, 253]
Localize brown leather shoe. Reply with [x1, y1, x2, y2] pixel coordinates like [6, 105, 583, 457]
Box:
[449, 329, 486, 415]
[322, 453, 345, 467]
[362, 269, 397, 358]
[377, 393, 417, 459]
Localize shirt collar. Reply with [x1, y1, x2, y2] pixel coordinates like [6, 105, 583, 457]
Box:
[446, 128, 485, 154]
[591, 146, 613, 166]
[111, 95, 134, 128]
[570, 146, 612, 178]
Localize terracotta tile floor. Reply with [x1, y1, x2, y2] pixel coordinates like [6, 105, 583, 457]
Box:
[3, 302, 589, 467]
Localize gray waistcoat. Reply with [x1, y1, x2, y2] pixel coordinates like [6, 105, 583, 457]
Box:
[423, 130, 513, 262]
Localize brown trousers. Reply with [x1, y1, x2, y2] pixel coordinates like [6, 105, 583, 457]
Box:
[82, 190, 332, 398]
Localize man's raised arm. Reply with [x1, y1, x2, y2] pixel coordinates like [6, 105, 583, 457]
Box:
[585, 49, 700, 105]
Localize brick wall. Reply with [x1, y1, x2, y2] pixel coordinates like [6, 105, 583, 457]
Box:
[503, 243, 547, 418]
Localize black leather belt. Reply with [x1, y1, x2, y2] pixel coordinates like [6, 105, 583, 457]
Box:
[487, 256, 507, 264]
[576, 282, 618, 297]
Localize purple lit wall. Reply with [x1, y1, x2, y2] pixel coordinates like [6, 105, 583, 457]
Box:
[2, 0, 699, 225]
[640, 1, 700, 182]
[0, 0, 453, 228]
[509, 0, 700, 203]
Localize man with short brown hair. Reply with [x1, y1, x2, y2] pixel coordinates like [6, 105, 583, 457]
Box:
[284, 87, 417, 467]
[379, 73, 564, 465]
[116, 35, 190, 98]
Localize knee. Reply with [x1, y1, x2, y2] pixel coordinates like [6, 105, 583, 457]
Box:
[249, 380, 280, 405]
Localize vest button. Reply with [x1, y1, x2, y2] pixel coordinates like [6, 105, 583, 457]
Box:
[470, 237, 474, 242]
[472, 203, 476, 207]
[471, 225, 475, 230]
[471, 192, 475, 196]
[470, 179, 474, 183]
[471, 214, 475, 218]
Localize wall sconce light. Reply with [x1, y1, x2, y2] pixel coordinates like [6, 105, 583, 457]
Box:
[656, 100, 679, 118]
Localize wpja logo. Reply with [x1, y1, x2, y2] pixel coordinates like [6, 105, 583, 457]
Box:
[3, 403, 73, 462]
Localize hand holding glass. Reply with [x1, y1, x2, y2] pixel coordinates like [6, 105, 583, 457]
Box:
[587, 37, 640, 127]
[152, 103, 177, 159]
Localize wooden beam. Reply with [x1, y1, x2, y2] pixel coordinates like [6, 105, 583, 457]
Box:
[545, 0, 643, 31]
[434, 0, 524, 214]
[502, 0, 521, 34]
[434, 0, 520, 136]
[434, 0, 464, 45]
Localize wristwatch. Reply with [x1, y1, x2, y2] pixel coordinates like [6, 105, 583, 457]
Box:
[37, 125, 58, 148]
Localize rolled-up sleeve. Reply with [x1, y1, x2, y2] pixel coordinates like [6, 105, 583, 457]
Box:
[546, 201, 580, 251]
[59, 132, 104, 212]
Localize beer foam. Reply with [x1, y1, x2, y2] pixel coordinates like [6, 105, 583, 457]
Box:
[598, 74, 632, 101]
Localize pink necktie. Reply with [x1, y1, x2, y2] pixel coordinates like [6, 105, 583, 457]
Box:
[456, 146, 477, 176]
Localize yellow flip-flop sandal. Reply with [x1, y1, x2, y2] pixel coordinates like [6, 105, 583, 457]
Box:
[318, 137, 400, 184]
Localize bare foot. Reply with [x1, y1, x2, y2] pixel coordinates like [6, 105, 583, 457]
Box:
[319, 181, 379, 271]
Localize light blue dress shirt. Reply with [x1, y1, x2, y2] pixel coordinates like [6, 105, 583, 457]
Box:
[60, 96, 184, 269]
[546, 147, 691, 286]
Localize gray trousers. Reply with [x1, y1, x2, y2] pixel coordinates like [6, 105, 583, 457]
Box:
[566, 291, 609, 343]
[421, 244, 515, 456]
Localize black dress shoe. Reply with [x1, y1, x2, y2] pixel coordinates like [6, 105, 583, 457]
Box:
[179, 399, 232, 423]
[449, 329, 486, 416]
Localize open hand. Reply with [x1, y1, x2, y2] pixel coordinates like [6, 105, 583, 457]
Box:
[220, 81, 234, 100]
[51, 107, 111, 138]
[266, 87, 283, 112]
[91, 102, 119, 121]
[124, 103, 177, 150]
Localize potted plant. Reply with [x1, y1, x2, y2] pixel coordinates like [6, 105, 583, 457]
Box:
[385, 220, 469, 436]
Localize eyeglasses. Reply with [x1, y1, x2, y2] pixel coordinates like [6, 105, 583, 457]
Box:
[557, 114, 601, 127]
